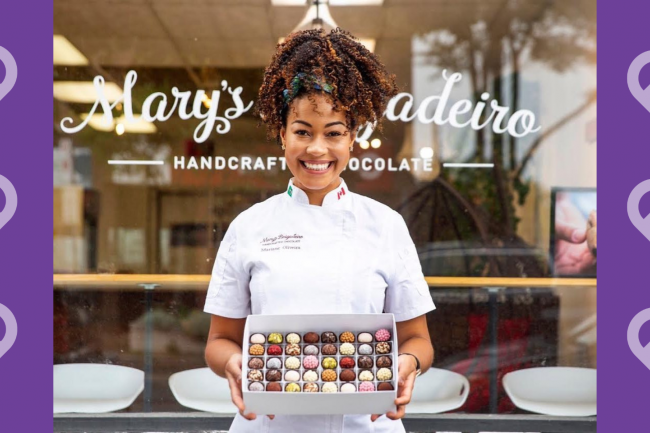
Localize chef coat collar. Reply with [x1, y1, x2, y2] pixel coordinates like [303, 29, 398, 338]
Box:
[286, 177, 351, 208]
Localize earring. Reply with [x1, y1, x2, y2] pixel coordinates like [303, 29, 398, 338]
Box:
[281, 144, 286, 150]
[349, 145, 353, 152]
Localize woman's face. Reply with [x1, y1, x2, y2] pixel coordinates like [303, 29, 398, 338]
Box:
[280, 93, 356, 193]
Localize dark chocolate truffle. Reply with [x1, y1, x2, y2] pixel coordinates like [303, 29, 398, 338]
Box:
[377, 382, 394, 391]
[339, 356, 355, 369]
[303, 332, 319, 343]
[376, 355, 393, 368]
[358, 355, 374, 369]
[321, 331, 337, 343]
[322, 343, 337, 355]
[266, 382, 282, 392]
[340, 369, 356, 382]
[248, 357, 264, 369]
[265, 369, 282, 382]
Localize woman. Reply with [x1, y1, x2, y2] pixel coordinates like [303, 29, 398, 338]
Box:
[204, 28, 436, 433]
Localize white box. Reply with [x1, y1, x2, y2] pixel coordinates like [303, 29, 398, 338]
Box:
[242, 313, 398, 415]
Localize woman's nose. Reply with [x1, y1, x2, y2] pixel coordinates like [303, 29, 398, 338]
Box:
[306, 136, 327, 155]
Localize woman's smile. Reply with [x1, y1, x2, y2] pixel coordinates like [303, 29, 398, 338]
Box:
[300, 160, 335, 174]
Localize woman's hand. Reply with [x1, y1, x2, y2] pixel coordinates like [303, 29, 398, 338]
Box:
[225, 353, 257, 420]
[371, 354, 418, 422]
[224, 353, 275, 421]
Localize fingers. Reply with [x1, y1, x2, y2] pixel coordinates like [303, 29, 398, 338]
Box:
[395, 371, 416, 406]
[386, 404, 406, 420]
[370, 414, 382, 422]
[267, 415, 275, 420]
[556, 222, 587, 243]
[227, 373, 257, 421]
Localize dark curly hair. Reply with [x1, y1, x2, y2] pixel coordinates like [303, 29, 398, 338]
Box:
[254, 27, 399, 146]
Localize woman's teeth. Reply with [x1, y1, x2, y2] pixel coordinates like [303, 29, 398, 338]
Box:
[303, 161, 332, 171]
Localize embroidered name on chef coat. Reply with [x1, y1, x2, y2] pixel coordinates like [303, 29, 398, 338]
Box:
[260, 233, 303, 252]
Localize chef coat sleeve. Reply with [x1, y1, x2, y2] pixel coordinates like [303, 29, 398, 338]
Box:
[203, 217, 251, 318]
[384, 211, 436, 322]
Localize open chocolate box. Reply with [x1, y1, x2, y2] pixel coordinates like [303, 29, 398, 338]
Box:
[241, 313, 398, 415]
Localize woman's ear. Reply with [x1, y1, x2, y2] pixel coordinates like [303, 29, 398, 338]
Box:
[280, 127, 286, 148]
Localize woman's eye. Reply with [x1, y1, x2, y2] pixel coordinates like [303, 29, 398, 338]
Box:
[328, 132, 342, 137]
[295, 130, 309, 136]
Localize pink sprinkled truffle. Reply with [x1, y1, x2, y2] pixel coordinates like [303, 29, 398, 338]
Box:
[375, 328, 391, 342]
[303, 355, 319, 369]
[359, 382, 376, 392]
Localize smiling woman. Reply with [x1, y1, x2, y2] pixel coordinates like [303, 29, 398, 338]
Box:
[204, 27, 435, 433]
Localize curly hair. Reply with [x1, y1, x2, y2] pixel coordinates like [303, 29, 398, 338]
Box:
[254, 27, 399, 146]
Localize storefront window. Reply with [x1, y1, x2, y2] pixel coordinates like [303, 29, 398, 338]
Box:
[53, 0, 596, 422]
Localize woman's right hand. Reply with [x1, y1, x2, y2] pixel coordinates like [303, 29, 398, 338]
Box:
[225, 353, 257, 420]
[225, 353, 275, 421]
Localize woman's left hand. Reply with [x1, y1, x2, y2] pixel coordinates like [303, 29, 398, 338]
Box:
[371, 354, 417, 422]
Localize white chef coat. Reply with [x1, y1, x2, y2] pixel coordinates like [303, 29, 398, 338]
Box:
[204, 177, 436, 433]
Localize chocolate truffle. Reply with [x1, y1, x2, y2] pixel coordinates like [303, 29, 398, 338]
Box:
[285, 356, 300, 370]
[285, 383, 301, 392]
[358, 344, 373, 355]
[375, 328, 391, 342]
[285, 370, 300, 382]
[321, 331, 337, 343]
[376, 355, 393, 368]
[376, 342, 392, 354]
[248, 357, 264, 369]
[339, 369, 356, 382]
[266, 383, 282, 392]
[303, 370, 318, 382]
[377, 382, 394, 391]
[248, 369, 263, 382]
[303, 332, 319, 343]
[359, 370, 374, 381]
[359, 382, 375, 392]
[303, 344, 319, 355]
[339, 356, 355, 369]
[268, 333, 283, 344]
[341, 383, 356, 393]
[266, 357, 282, 369]
[358, 355, 374, 369]
[321, 369, 337, 382]
[286, 332, 301, 344]
[285, 343, 301, 356]
[248, 382, 264, 392]
[322, 383, 338, 393]
[340, 331, 355, 343]
[357, 332, 373, 343]
[303, 355, 319, 369]
[249, 344, 264, 356]
[267, 345, 282, 356]
[250, 333, 266, 344]
[339, 343, 355, 355]
[322, 357, 337, 369]
[265, 369, 282, 382]
[377, 368, 393, 381]
[303, 383, 319, 392]
[322, 344, 337, 355]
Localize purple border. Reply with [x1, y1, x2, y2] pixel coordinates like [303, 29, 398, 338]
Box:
[0, 0, 53, 430]
[600, 0, 650, 430]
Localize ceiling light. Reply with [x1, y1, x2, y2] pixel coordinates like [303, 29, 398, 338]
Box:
[370, 138, 381, 148]
[420, 146, 434, 159]
[115, 123, 125, 136]
[54, 81, 123, 103]
[53, 35, 89, 66]
[293, 0, 339, 33]
[360, 140, 370, 149]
